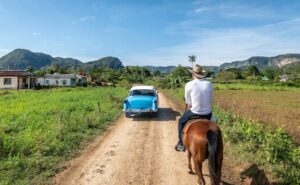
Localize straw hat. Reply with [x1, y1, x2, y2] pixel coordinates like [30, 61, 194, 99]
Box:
[189, 64, 207, 78]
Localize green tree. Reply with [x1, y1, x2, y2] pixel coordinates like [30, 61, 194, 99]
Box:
[33, 69, 47, 77]
[263, 68, 279, 80]
[152, 70, 161, 76]
[242, 65, 260, 79]
[172, 65, 190, 78]
[26, 66, 34, 73]
[249, 65, 260, 78]
[215, 70, 240, 82]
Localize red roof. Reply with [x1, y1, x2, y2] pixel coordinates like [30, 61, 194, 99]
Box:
[0, 70, 34, 76]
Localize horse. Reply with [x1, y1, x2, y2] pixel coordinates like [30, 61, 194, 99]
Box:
[182, 117, 223, 185]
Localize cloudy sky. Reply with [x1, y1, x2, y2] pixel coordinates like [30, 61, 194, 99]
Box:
[0, 0, 300, 66]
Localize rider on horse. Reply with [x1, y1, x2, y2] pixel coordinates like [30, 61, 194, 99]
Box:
[175, 64, 213, 152]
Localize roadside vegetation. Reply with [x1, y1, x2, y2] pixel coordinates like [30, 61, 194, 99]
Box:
[0, 87, 127, 184]
[161, 85, 300, 184]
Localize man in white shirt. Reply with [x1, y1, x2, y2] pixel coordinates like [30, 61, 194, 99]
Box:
[175, 64, 213, 152]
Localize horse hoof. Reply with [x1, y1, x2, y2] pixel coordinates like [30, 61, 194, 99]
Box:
[188, 170, 195, 175]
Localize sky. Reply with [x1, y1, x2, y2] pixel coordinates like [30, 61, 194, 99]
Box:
[0, 0, 300, 66]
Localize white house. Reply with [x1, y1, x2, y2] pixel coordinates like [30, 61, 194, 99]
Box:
[0, 70, 36, 89]
[37, 73, 87, 87]
[279, 74, 289, 82]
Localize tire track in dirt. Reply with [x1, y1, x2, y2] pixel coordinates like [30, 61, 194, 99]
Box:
[54, 92, 212, 185]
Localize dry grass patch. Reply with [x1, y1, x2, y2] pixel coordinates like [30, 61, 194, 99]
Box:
[214, 90, 300, 143]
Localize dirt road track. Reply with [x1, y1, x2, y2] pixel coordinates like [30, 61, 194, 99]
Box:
[55, 92, 214, 185]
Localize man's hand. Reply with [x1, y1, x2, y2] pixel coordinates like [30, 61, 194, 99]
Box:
[185, 104, 192, 112]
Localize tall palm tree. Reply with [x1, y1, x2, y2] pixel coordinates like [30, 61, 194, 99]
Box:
[188, 55, 196, 68]
[248, 65, 259, 78]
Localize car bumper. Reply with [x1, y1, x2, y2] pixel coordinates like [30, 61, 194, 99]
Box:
[123, 109, 158, 113]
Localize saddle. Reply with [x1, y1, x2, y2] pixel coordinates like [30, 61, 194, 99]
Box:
[183, 119, 211, 135]
[183, 115, 217, 135]
[189, 115, 209, 120]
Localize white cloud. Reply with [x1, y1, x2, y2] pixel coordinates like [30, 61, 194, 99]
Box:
[194, 7, 210, 13]
[191, 2, 275, 19]
[126, 18, 300, 66]
[193, 0, 209, 5]
[217, 3, 273, 19]
[79, 16, 95, 21]
[72, 16, 96, 24]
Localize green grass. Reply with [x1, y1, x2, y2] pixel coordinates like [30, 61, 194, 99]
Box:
[0, 87, 127, 185]
[214, 107, 299, 184]
[162, 87, 300, 184]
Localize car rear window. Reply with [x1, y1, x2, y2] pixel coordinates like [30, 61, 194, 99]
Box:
[130, 89, 155, 96]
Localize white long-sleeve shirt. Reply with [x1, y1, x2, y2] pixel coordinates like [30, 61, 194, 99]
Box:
[185, 79, 213, 115]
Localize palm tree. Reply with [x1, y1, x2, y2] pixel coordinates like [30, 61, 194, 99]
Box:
[248, 65, 259, 78]
[188, 55, 196, 68]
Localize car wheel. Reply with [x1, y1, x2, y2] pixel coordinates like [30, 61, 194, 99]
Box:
[125, 112, 131, 118]
[151, 111, 158, 117]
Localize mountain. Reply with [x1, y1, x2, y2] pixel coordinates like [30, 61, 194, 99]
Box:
[51, 57, 82, 69]
[202, 66, 219, 74]
[282, 62, 300, 75]
[1, 49, 299, 73]
[144, 66, 177, 73]
[219, 54, 300, 70]
[84, 57, 124, 70]
[0, 49, 53, 69]
[0, 49, 124, 70]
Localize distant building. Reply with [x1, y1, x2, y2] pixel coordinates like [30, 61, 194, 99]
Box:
[37, 73, 87, 87]
[279, 74, 289, 82]
[0, 70, 36, 89]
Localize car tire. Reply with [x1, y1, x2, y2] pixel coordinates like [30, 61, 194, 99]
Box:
[151, 111, 158, 117]
[125, 112, 131, 118]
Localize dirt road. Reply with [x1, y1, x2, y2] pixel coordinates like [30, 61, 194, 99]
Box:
[55, 92, 213, 185]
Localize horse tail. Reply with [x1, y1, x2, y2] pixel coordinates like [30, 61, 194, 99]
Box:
[207, 129, 220, 185]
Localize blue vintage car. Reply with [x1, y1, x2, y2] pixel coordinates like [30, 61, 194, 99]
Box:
[123, 86, 159, 117]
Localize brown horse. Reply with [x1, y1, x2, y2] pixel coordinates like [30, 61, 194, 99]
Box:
[182, 119, 223, 185]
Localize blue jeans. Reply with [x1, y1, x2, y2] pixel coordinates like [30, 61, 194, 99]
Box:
[178, 110, 212, 144]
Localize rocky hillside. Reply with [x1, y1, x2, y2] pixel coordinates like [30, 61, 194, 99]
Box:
[0, 49, 124, 70]
[220, 54, 300, 70]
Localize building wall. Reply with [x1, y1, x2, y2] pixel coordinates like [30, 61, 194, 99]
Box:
[37, 78, 76, 86]
[0, 76, 18, 89]
[18, 77, 30, 89]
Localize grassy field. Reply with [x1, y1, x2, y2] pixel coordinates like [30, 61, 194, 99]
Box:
[0, 87, 127, 185]
[214, 89, 300, 142]
[162, 85, 300, 184]
[213, 82, 300, 91]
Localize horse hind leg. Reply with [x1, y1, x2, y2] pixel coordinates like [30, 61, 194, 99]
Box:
[187, 150, 193, 173]
[193, 158, 205, 185]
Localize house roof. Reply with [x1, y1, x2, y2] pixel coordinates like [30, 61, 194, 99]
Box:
[0, 70, 34, 77]
[43, 73, 77, 79]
